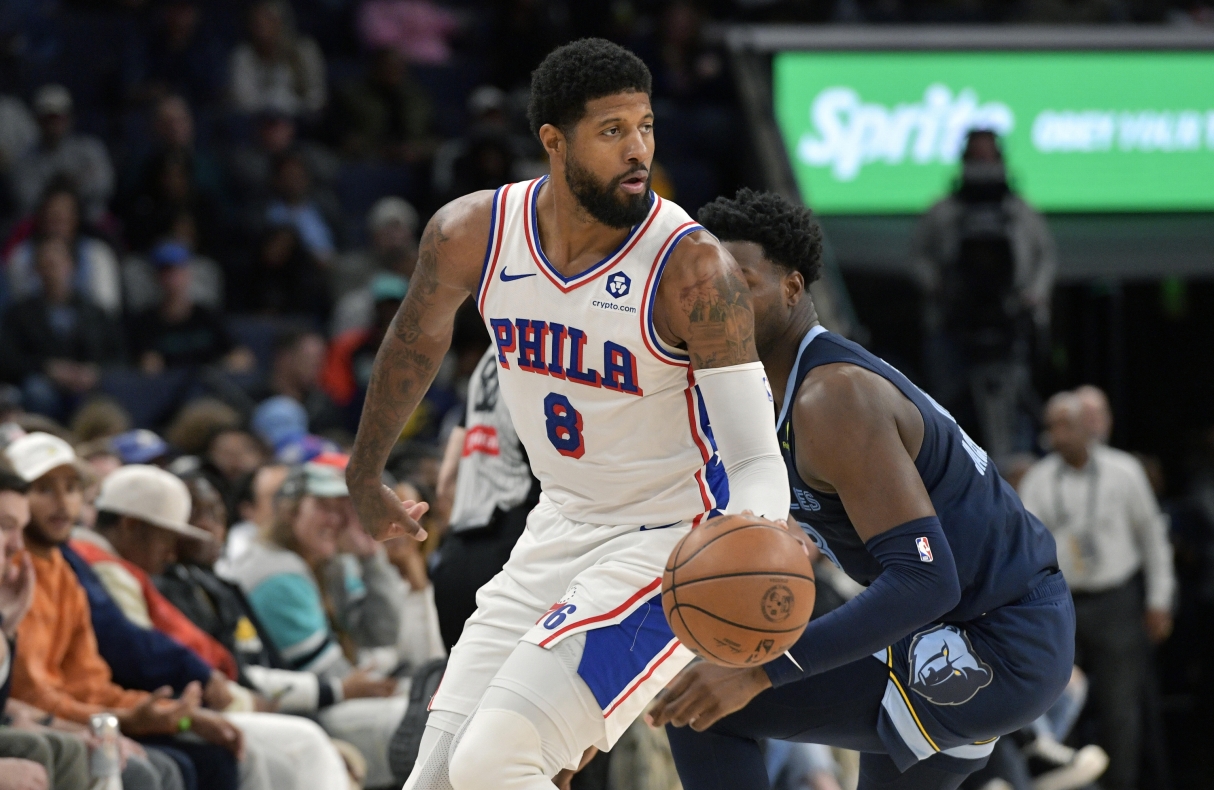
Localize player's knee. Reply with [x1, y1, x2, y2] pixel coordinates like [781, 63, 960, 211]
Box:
[448, 708, 545, 790]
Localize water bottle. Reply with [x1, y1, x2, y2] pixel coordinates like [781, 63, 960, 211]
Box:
[88, 712, 124, 790]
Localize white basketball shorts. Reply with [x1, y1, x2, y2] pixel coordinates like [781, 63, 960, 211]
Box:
[428, 494, 698, 748]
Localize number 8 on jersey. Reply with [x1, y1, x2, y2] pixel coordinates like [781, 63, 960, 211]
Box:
[544, 393, 585, 459]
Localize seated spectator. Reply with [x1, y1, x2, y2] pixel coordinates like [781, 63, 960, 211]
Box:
[383, 479, 445, 667]
[0, 238, 124, 420]
[332, 47, 433, 161]
[260, 329, 344, 435]
[250, 397, 338, 465]
[163, 474, 404, 780]
[323, 274, 408, 410]
[122, 224, 225, 315]
[126, 243, 254, 374]
[231, 224, 332, 322]
[431, 85, 544, 200]
[229, 0, 326, 118]
[6, 181, 122, 315]
[219, 463, 289, 574]
[73, 464, 352, 790]
[4, 433, 241, 790]
[226, 110, 338, 204]
[69, 397, 132, 443]
[9, 85, 114, 223]
[264, 151, 342, 265]
[332, 196, 418, 310]
[438, 124, 517, 203]
[163, 399, 242, 458]
[120, 103, 223, 253]
[204, 429, 267, 488]
[122, 0, 227, 109]
[222, 459, 408, 786]
[0, 459, 93, 790]
[0, 94, 36, 179]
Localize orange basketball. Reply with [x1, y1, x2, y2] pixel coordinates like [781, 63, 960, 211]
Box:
[662, 514, 815, 668]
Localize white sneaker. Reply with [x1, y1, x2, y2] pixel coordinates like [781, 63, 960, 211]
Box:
[1032, 745, 1110, 790]
[1025, 735, 1076, 766]
[978, 780, 1014, 790]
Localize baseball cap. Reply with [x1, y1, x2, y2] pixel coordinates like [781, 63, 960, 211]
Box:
[111, 430, 170, 465]
[277, 458, 349, 501]
[251, 396, 308, 451]
[150, 242, 191, 269]
[5, 432, 81, 482]
[34, 84, 73, 116]
[368, 196, 418, 235]
[370, 273, 408, 304]
[94, 465, 212, 542]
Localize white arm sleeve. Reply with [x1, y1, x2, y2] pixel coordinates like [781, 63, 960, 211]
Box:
[694, 361, 790, 521]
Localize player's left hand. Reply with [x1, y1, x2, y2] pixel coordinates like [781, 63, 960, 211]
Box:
[645, 661, 772, 732]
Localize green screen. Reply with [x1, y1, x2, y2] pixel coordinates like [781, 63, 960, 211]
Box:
[773, 51, 1214, 214]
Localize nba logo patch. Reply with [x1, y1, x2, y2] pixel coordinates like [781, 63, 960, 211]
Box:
[916, 537, 934, 563]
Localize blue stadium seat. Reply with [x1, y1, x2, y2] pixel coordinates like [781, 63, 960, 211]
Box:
[334, 161, 418, 245]
[226, 314, 288, 372]
[98, 368, 196, 429]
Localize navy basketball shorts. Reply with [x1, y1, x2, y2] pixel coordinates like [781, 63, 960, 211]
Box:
[667, 571, 1075, 788]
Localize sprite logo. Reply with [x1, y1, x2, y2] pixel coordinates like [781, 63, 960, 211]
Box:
[795, 85, 1014, 181]
[795, 84, 1214, 182]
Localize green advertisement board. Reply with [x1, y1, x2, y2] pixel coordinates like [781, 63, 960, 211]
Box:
[773, 51, 1214, 214]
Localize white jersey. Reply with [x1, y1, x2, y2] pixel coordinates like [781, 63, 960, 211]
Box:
[475, 176, 728, 527]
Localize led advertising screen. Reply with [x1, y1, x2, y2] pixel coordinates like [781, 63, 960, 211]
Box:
[773, 51, 1214, 214]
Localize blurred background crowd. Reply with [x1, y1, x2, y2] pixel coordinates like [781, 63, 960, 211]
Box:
[0, 1, 1211, 790]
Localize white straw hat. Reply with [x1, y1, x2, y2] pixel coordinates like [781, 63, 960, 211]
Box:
[94, 465, 212, 542]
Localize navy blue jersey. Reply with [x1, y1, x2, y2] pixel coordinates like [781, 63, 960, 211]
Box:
[778, 327, 1058, 622]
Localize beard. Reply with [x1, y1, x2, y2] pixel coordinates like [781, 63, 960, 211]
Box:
[565, 156, 652, 229]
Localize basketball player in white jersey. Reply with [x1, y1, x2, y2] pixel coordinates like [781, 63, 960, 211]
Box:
[346, 39, 790, 790]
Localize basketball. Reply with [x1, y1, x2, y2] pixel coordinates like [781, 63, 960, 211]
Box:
[662, 514, 816, 668]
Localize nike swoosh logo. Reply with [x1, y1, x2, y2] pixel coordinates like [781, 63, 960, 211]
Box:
[499, 269, 537, 282]
[639, 521, 681, 531]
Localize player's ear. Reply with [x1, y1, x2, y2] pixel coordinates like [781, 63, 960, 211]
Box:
[538, 124, 565, 161]
[784, 271, 805, 307]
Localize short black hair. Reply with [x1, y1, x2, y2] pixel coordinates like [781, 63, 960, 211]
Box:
[95, 510, 122, 531]
[527, 38, 652, 137]
[698, 188, 824, 285]
[0, 471, 28, 495]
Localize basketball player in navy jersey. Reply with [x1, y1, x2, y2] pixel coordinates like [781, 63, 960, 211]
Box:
[648, 189, 1076, 790]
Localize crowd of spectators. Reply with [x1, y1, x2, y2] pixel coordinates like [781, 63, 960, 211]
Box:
[0, 6, 702, 787]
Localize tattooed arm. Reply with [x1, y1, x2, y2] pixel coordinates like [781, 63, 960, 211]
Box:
[654, 230, 789, 520]
[652, 231, 758, 370]
[346, 192, 493, 541]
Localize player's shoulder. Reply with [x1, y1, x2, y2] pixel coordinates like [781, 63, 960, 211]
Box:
[795, 361, 898, 431]
[429, 189, 497, 247]
[421, 189, 497, 285]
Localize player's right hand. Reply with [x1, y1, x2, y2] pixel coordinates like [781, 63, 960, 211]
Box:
[350, 482, 430, 542]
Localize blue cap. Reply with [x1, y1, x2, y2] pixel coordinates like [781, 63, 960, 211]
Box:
[251, 396, 308, 450]
[110, 429, 169, 464]
[151, 242, 191, 269]
[276, 434, 340, 465]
